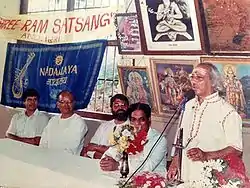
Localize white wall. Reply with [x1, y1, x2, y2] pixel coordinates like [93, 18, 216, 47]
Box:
[0, 0, 20, 100]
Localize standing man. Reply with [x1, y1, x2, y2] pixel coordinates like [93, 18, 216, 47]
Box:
[40, 90, 88, 155]
[6, 89, 49, 146]
[100, 103, 167, 176]
[167, 63, 242, 182]
[82, 94, 129, 159]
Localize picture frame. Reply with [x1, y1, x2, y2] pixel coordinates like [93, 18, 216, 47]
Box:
[201, 57, 250, 126]
[114, 13, 143, 54]
[135, 0, 207, 55]
[150, 58, 198, 116]
[202, 0, 250, 54]
[118, 66, 158, 113]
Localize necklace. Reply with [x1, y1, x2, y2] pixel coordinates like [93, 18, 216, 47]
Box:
[184, 95, 222, 148]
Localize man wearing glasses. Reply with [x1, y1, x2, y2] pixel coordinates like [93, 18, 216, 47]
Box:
[167, 63, 242, 183]
[82, 94, 129, 159]
[6, 89, 49, 146]
[40, 90, 88, 155]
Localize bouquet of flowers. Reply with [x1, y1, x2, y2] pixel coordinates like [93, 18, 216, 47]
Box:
[109, 123, 148, 155]
[117, 171, 167, 188]
[188, 153, 250, 188]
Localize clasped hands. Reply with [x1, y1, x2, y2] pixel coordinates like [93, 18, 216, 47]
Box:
[100, 155, 119, 171]
[167, 147, 207, 181]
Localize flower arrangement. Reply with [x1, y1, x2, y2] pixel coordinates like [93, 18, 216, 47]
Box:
[187, 154, 250, 188]
[109, 123, 147, 155]
[117, 171, 166, 188]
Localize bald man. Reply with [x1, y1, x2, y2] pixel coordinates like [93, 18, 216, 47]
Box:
[40, 91, 88, 155]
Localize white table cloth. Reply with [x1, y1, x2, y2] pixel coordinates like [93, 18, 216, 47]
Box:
[0, 139, 118, 188]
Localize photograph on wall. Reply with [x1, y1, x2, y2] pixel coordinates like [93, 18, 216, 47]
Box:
[115, 13, 142, 54]
[135, 0, 206, 54]
[118, 66, 157, 113]
[203, 0, 250, 54]
[201, 57, 250, 125]
[151, 59, 197, 115]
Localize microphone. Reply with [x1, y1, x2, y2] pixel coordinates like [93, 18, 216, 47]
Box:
[121, 90, 195, 187]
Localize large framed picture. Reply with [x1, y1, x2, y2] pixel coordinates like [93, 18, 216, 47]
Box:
[201, 57, 250, 126]
[135, 0, 206, 55]
[118, 66, 157, 113]
[114, 13, 142, 54]
[203, 0, 250, 54]
[150, 59, 198, 116]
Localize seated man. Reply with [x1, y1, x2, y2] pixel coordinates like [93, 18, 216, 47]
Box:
[100, 103, 167, 175]
[39, 90, 88, 155]
[83, 94, 129, 159]
[6, 89, 49, 146]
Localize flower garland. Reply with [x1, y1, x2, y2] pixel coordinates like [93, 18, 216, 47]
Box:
[127, 129, 147, 155]
[186, 153, 250, 188]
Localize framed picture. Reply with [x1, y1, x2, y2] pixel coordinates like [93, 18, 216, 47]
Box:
[203, 0, 250, 54]
[201, 57, 250, 126]
[150, 59, 198, 115]
[118, 66, 157, 113]
[114, 13, 142, 54]
[135, 0, 207, 55]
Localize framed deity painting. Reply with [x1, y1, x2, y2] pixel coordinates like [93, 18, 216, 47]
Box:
[150, 59, 198, 116]
[202, 0, 250, 54]
[135, 0, 207, 55]
[201, 57, 250, 126]
[114, 13, 143, 54]
[118, 66, 158, 113]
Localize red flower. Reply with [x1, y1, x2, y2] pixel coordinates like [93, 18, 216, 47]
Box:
[127, 129, 147, 155]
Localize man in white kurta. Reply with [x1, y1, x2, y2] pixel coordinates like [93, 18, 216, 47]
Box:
[167, 63, 243, 184]
[39, 113, 88, 155]
[181, 92, 242, 181]
[39, 90, 88, 155]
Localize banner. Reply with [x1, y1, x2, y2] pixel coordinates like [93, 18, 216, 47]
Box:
[1, 40, 107, 113]
[0, 8, 115, 44]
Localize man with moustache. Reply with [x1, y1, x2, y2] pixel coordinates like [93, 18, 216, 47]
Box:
[83, 94, 129, 159]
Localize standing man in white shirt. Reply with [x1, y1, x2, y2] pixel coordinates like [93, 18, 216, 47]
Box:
[39, 90, 88, 155]
[82, 94, 129, 159]
[6, 89, 49, 146]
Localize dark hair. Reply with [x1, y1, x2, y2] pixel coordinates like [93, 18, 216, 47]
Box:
[56, 90, 75, 101]
[110, 94, 129, 107]
[128, 103, 151, 120]
[22, 89, 40, 101]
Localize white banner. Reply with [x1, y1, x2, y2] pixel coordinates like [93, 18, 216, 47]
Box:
[0, 8, 116, 44]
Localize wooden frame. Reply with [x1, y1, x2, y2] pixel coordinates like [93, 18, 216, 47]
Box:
[202, 0, 250, 55]
[150, 58, 198, 116]
[114, 13, 143, 54]
[201, 56, 250, 126]
[135, 0, 207, 55]
[118, 66, 158, 113]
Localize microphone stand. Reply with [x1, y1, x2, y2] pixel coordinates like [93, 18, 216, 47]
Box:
[170, 98, 187, 185]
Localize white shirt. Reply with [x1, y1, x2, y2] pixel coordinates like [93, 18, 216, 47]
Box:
[104, 128, 167, 176]
[6, 109, 49, 138]
[90, 119, 129, 146]
[39, 113, 88, 155]
[180, 92, 242, 181]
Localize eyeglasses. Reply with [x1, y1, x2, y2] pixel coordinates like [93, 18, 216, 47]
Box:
[58, 100, 73, 105]
[189, 73, 206, 82]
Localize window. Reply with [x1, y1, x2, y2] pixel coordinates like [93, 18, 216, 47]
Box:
[23, 0, 125, 114]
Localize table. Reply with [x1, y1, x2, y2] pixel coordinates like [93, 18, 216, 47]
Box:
[0, 139, 118, 188]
